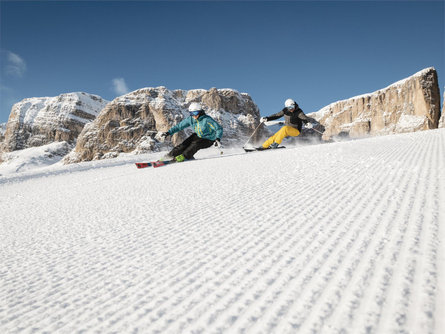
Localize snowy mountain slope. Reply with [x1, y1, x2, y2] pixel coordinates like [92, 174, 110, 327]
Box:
[2, 92, 108, 152]
[0, 141, 73, 175]
[0, 129, 444, 334]
[64, 87, 265, 164]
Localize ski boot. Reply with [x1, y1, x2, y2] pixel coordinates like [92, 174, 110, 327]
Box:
[175, 154, 186, 162]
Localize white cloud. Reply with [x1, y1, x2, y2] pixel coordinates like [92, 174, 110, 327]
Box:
[112, 78, 130, 95]
[6, 51, 26, 78]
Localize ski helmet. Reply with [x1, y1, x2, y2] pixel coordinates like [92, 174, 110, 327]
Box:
[189, 102, 203, 112]
[285, 99, 296, 109]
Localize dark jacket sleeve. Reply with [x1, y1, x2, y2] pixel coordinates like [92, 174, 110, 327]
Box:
[297, 109, 316, 123]
[267, 109, 285, 121]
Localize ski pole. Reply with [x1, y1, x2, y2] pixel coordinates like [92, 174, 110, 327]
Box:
[306, 124, 338, 142]
[243, 121, 263, 148]
[213, 139, 224, 155]
[311, 128, 324, 135]
[305, 124, 325, 137]
[310, 127, 339, 142]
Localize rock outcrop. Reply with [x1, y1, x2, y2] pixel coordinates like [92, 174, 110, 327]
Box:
[439, 92, 444, 128]
[0, 141, 73, 175]
[0, 123, 6, 144]
[1, 92, 108, 152]
[64, 87, 266, 163]
[309, 67, 441, 139]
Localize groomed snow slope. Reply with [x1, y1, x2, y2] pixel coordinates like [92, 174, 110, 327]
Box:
[1, 129, 444, 334]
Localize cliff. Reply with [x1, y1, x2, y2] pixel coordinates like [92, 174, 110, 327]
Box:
[0, 123, 6, 144]
[309, 68, 441, 139]
[64, 87, 266, 163]
[1, 92, 108, 152]
[439, 92, 444, 128]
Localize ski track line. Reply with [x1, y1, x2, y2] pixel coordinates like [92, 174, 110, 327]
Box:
[152, 144, 392, 330]
[357, 133, 439, 334]
[92, 218, 299, 332]
[0, 136, 430, 334]
[88, 164, 320, 326]
[90, 170, 339, 333]
[184, 132, 438, 332]
[0, 130, 443, 334]
[225, 146, 400, 333]
[325, 134, 428, 334]
[0, 139, 412, 332]
[0, 147, 356, 332]
[319, 132, 440, 334]
[226, 179, 389, 333]
[245, 136, 414, 333]
[321, 134, 422, 333]
[162, 182, 367, 333]
[376, 133, 437, 334]
[151, 158, 360, 324]
[1, 156, 318, 332]
[115, 138, 410, 332]
[434, 130, 445, 334]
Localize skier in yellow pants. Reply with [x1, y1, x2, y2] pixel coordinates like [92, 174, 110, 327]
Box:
[260, 98, 317, 149]
[262, 126, 301, 148]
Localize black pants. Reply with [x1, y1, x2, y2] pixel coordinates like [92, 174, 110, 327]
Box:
[169, 133, 214, 159]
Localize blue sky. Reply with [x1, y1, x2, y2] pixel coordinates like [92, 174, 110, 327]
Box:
[1, 1, 443, 124]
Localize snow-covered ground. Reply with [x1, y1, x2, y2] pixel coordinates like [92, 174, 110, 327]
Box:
[1, 129, 444, 334]
[0, 142, 73, 176]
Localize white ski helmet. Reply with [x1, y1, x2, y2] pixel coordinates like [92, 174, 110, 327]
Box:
[189, 102, 203, 112]
[285, 98, 296, 109]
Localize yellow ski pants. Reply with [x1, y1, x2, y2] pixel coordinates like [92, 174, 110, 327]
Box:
[262, 126, 300, 148]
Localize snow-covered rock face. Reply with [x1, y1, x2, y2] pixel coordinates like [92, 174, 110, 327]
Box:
[64, 87, 266, 163]
[0, 123, 6, 144]
[309, 67, 441, 139]
[1, 92, 109, 152]
[0, 141, 73, 175]
[439, 92, 444, 128]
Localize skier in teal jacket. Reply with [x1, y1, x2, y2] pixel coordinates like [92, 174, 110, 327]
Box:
[157, 102, 223, 162]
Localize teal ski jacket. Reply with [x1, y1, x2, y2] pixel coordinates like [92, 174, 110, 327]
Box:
[168, 114, 223, 141]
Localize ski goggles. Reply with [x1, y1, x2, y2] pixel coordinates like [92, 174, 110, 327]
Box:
[287, 105, 295, 111]
[189, 110, 201, 116]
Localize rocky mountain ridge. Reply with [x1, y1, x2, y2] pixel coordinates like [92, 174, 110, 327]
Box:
[0, 123, 6, 143]
[0, 67, 442, 170]
[309, 67, 441, 139]
[1, 92, 108, 154]
[63, 87, 267, 163]
[439, 92, 445, 128]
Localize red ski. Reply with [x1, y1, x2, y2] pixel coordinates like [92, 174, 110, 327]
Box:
[135, 162, 152, 169]
[136, 157, 197, 169]
[135, 160, 175, 169]
[152, 160, 174, 168]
